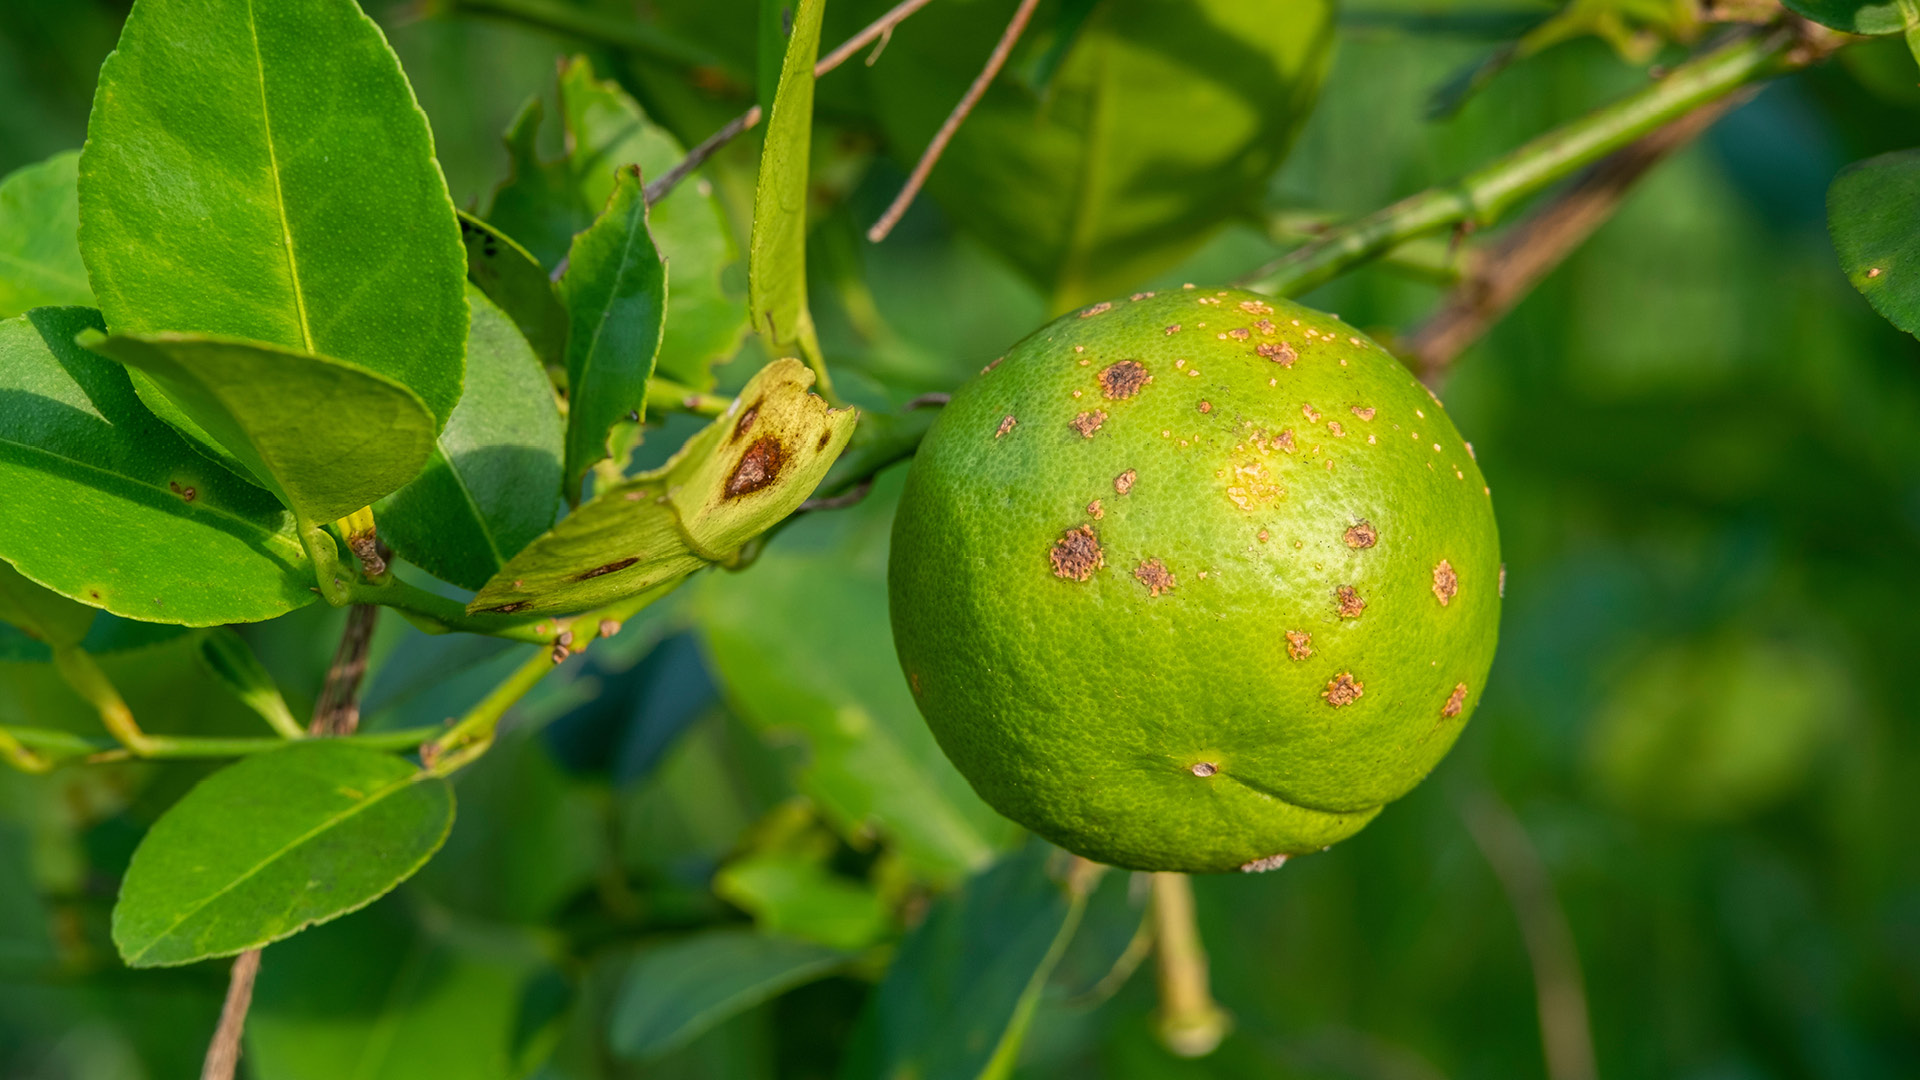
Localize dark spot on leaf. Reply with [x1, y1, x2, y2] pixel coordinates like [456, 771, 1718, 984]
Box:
[1099, 360, 1150, 400]
[817, 430, 831, 451]
[724, 436, 785, 497]
[1049, 525, 1104, 581]
[484, 602, 531, 614]
[732, 399, 762, 442]
[168, 480, 196, 502]
[573, 557, 640, 581]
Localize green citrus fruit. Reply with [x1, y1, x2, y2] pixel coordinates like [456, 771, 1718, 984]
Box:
[888, 287, 1502, 873]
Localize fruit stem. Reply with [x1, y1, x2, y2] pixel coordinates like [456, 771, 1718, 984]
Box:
[1242, 22, 1843, 298]
[1150, 871, 1231, 1058]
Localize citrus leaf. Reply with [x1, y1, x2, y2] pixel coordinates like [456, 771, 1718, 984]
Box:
[82, 331, 438, 527]
[748, 0, 825, 359]
[860, 0, 1334, 309]
[1829, 149, 1920, 337]
[840, 843, 1088, 1080]
[1779, 0, 1903, 33]
[696, 470, 1017, 884]
[112, 740, 454, 968]
[197, 627, 301, 739]
[77, 0, 468, 425]
[0, 151, 92, 318]
[559, 166, 667, 500]
[0, 558, 95, 648]
[713, 851, 893, 950]
[458, 211, 567, 370]
[608, 929, 851, 1062]
[467, 358, 852, 616]
[0, 308, 310, 626]
[378, 285, 563, 591]
[668, 358, 856, 560]
[486, 57, 746, 390]
[248, 896, 560, 1080]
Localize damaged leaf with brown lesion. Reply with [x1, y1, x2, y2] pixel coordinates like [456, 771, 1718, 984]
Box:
[466, 359, 856, 616]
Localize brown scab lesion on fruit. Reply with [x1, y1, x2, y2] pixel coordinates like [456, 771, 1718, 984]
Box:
[1198, 401, 1212, 414]
[1241, 853, 1289, 873]
[1078, 302, 1112, 318]
[1301, 404, 1322, 423]
[1256, 341, 1296, 366]
[1087, 499, 1104, 519]
[1165, 324, 1182, 335]
[1070, 410, 1107, 437]
[1322, 671, 1364, 707]
[1275, 430, 1296, 453]
[1285, 630, 1312, 660]
[1114, 469, 1137, 495]
[1432, 559, 1458, 606]
[1133, 558, 1175, 596]
[995, 414, 1017, 439]
[1239, 299, 1273, 316]
[1335, 585, 1365, 618]
[981, 356, 1004, 374]
[1350, 405, 1376, 421]
[723, 437, 784, 498]
[1442, 683, 1468, 717]
[1343, 521, 1377, 549]
[1099, 360, 1151, 399]
[1190, 761, 1218, 777]
[1328, 421, 1346, 437]
[1049, 525, 1104, 581]
[1228, 327, 1251, 341]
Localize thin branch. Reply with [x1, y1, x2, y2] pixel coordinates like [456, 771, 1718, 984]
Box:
[867, 0, 1043, 242]
[1150, 872, 1231, 1058]
[201, 948, 261, 1080]
[1463, 792, 1597, 1080]
[1241, 23, 1843, 297]
[1403, 93, 1747, 383]
[644, 0, 939, 207]
[310, 605, 379, 737]
[798, 476, 874, 512]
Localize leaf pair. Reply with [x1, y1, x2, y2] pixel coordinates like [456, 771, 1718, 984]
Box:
[467, 358, 857, 617]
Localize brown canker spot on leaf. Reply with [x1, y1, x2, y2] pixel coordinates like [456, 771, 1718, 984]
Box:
[816, 431, 831, 451]
[1322, 672, 1364, 707]
[1070, 410, 1107, 437]
[1241, 854, 1289, 873]
[1432, 559, 1458, 606]
[1190, 761, 1218, 777]
[1285, 630, 1312, 660]
[1049, 525, 1104, 581]
[909, 672, 921, 695]
[168, 480, 196, 502]
[1257, 341, 1296, 366]
[1133, 558, 1175, 596]
[995, 415, 1017, 438]
[1343, 521, 1377, 549]
[1443, 683, 1468, 717]
[1335, 585, 1365, 618]
[1114, 469, 1137, 495]
[724, 437, 785, 498]
[1079, 302, 1112, 318]
[573, 556, 640, 581]
[731, 399, 762, 442]
[484, 601, 531, 614]
[1099, 360, 1150, 399]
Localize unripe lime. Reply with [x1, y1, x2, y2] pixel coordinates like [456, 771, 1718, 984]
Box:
[888, 287, 1502, 873]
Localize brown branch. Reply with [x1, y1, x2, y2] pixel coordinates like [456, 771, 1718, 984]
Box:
[1463, 792, 1596, 1080]
[310, 604, 380, 737]
[1402, 91, 1749, 384]
[200, 948, 262, 1080]
[865, 0, 1043, 242]
[644, 0, 938, 207]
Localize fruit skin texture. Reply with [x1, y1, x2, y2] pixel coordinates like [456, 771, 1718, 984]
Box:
[888, 288, 1501, 873]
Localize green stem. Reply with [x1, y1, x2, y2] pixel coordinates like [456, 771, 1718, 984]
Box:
[1151, 872, 1231, 1058]
[0, 727, 51, 774]
[0, 724, 442, 763]
[440, 0, 740, 78]
[347, 575, 558, 643]
[425, 641, 572, 772]
[1242, 26, 1810, 297]
[299, 521, 353, 607]
[51, 646, 152, 754]
[647, 377, 733, 417]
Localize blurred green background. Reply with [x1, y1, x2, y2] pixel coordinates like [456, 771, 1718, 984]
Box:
[3, 0, 1919, 1077]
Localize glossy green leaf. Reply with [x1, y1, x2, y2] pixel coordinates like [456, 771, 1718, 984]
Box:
[560, 166, 667, 499]
[78, 0, 468, 424]
[83, 332, 438, 527]
[486, 57, 746, 389]
[860, 0, 1334, 309]
[696, 470, 1018, 885]
[840, 843, 1088, 1080]
[468, 359, 852, 616]
[248, 896, 559, 1080]
[197, 627, 301, 739]
[0, 308, 310, 626]
[1828, 149, 1920, 337]
[714, 851, 892, 950]
[608, 929, 850, 1062]
[0, 558, 95, 648]
[1780, 0, 1903, 33]
[378, 285, 563, 591]
[112, 740, 454, 968]
[0, 151, 92, 318]
[748, 0, 824, 359]
[458, 211, 568, 370]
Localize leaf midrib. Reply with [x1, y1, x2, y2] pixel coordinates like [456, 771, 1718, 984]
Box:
[125, 765, 420, 964]
[0, 250, 90, 294]
[243, 0, 317, 353]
